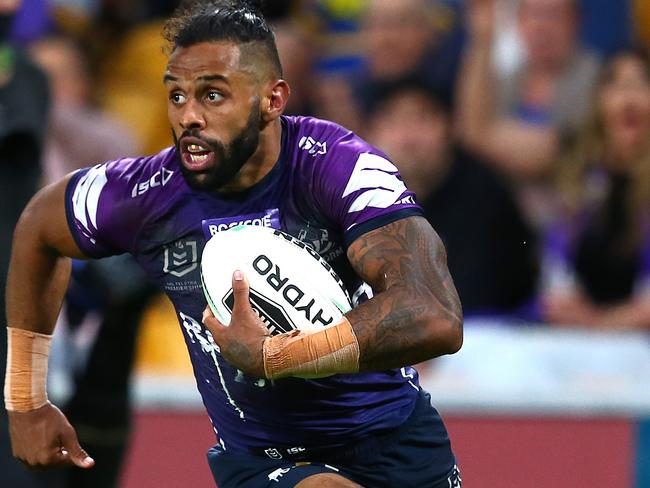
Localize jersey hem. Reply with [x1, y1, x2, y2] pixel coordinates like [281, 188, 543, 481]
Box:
[343, 208, 424, 248]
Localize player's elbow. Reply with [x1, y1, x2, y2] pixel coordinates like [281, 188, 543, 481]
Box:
[441, 315, 464, 355]
[447, 319, 463, 354]
[424, 312, 463, 357]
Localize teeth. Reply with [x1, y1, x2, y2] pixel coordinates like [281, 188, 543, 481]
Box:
[190, 154, 208, 163]
[187, 144, 207, 153]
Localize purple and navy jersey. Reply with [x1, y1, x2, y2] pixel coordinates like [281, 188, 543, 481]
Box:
[65, 116, 427, 455]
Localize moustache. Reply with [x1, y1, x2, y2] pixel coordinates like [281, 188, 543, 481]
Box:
[175, 130, 222, 150]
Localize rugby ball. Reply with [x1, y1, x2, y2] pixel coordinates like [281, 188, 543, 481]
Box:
[201, 225, 352, 334]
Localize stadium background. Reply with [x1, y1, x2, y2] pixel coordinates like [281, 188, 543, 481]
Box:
[2, 0, 650, 487]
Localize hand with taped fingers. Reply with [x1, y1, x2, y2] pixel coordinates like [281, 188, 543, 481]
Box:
[203, 270, 270, 378]
[8, 402, 94, 469]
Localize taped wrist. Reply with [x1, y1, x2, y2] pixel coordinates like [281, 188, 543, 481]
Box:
[4, 327, 52, 412]
[263, 317, 360, 379]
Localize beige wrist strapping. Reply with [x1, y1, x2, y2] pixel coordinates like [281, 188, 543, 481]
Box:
[4, 327, 52, 412]
[263, 317, 360, 380]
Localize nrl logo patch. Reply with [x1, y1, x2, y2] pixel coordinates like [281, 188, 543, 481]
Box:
[163, 239, 198, 277]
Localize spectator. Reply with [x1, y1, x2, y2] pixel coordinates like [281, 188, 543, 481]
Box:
[28, 35, 139, 182]
[90, 0, 180, 154]
[272, 20, 316, 116]
[313, 0, 464, 134]
[354, 0, 463, 115]
[457, 0, 600, 216]
[541, 49, 650, 330]
[367, 79, 537, 316]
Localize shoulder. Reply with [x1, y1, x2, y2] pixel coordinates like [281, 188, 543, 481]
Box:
[66, 146, 185, 255]
[107, 146, 180, 197]
[284, 115, 381, 160]
[69, 146, 184, 224]
[283, 115, 391, 183]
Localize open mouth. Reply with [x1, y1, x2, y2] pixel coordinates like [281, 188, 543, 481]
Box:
[180, 138, 215, 171]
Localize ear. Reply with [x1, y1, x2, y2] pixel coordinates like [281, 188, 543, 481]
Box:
[261, 79, 290, 123]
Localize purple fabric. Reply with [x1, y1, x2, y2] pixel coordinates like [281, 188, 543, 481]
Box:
[65, 116, 427, 454]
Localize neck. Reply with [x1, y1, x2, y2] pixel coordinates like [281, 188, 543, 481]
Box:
[218, 118, 283, 193]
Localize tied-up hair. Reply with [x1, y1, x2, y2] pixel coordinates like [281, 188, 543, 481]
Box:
[162, 0, 282, 77]
[554, 48, 650, 247]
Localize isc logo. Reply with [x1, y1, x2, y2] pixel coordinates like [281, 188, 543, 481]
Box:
[131, 168, 174, 197]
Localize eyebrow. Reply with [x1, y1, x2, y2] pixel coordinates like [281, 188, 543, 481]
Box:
[163, 73, 229, 84]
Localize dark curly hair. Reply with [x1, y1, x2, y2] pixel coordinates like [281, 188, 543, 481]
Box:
[163, 0, 282, 77]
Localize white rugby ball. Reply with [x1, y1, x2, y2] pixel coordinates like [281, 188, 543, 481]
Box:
[201, 225, 352, 334]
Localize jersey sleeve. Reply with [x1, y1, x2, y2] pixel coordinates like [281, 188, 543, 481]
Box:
[65, 157, 149, 258]
[313, 131, 423, 246]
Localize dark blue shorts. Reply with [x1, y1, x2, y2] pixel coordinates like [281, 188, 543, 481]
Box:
[207, 390, 461, 488]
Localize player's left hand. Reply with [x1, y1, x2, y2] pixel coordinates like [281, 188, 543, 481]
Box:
[203, 270, 269, 378]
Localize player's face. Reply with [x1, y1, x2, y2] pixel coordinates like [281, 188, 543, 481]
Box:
[165, 42, 262, 191]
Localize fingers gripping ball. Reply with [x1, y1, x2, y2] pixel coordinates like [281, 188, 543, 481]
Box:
[201, 225, 352, 335]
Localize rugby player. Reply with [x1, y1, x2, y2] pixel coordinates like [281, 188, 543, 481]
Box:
[4, 1, 463, 486]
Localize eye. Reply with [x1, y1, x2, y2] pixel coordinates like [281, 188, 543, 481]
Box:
[206, 91, 223, 103]
[170, 92, 186, 104]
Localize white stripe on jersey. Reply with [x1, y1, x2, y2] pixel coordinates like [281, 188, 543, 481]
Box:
[342, 153, 407, 213]
[72, 165, 108, 242]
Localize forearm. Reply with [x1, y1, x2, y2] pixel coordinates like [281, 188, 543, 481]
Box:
[260, 218, 463, 379]
[5, 176, 82, 333]
[263, 286, 462, 379]
[346, 217, 463, 372]
[5, 200, 72, 412]
[456, 28, 557, 177]
[456, 35, 495, 149]
[6, 211, 72, 334]
[345, 282, 460, 371]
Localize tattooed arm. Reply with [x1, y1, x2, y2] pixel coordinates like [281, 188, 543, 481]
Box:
[205, 215, 463, 377]
[346, 216, 463, 371]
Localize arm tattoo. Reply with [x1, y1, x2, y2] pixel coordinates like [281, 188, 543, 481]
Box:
[346, 216, 463, 371]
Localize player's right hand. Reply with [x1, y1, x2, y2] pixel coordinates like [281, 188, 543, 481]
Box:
[203, 270, 269, 378]
[7, 402, 95, 469]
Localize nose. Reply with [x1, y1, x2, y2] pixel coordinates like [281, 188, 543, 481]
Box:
[179, 98, 206, 131]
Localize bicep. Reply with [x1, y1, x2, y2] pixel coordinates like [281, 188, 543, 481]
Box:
[345, 216, 463, 368]
[347, 216, 460, 315]
[18, 174, 86, 259]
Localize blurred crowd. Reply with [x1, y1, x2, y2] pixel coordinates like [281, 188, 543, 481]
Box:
[1, 0, 650, 485]
[2, 0, 645, 329]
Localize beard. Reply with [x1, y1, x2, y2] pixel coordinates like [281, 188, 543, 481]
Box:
[174, 102, 261, 192]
